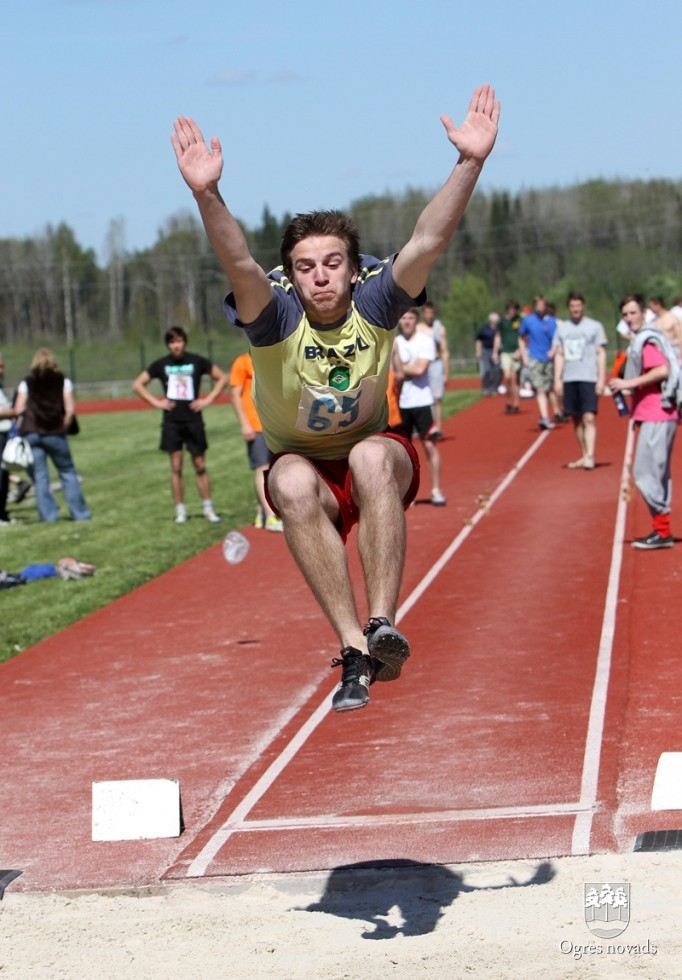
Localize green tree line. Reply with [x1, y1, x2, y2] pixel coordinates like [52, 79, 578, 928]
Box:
[2, 178, 681, 370]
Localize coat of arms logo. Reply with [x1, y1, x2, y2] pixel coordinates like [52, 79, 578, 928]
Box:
[584, 882, 630, 939]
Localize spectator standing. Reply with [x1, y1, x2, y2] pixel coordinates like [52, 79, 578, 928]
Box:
[229, 351, 283, 531]
[417, 301, 450, 438]
[519, 295, 558, 430]
[497, 301, 522, 414]
[13, 348, 91, 523]
[0, 352, 20, 525]
[475, 313, 501, 395]
[394, 308, 446, 506]
[132, 326, 226, 524]
[647, 296, 682, 362]
[609, 295, 679, 549]
[552, 292, 607, 470]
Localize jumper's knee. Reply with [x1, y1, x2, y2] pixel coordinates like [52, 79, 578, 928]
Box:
[268, 456, 327, 519]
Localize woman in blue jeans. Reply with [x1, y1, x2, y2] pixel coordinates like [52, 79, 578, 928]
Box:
[13, 348, 91, 522]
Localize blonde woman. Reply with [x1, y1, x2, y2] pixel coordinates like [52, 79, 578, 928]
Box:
[14, 348, 91, 522]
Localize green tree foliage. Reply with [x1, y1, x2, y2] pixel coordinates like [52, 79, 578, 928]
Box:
[2, 179, 682, 357]
[441, 272, 495, 358]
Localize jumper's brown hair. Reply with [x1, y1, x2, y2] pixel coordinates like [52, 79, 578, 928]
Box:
[280, 210, 361, 276]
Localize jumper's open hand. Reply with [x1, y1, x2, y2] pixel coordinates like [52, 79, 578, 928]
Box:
[440, 84, 500, 163]
[171, 116, 223, 193]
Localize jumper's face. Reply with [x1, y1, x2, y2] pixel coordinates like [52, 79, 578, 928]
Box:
[621, 301, 644, 333]
[568, 299, 585, 322]
[167, 335, 187, 359]
[289, 236, 358, 324]
[398, 311, 419, 339]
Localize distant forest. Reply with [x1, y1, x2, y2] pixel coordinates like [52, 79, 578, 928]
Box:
[1, 178, 681, 360]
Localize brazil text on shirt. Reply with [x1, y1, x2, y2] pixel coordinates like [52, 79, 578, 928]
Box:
[223, 254, 425, 460]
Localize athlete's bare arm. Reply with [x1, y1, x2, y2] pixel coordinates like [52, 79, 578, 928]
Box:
[171, 116, 272, 324]
[393, 84, 500, 300]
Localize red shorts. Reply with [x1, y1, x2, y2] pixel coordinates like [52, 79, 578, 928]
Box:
[264, 431, 420, 542]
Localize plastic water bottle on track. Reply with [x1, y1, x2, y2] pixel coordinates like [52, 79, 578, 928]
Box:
[222, 530, 250, 564]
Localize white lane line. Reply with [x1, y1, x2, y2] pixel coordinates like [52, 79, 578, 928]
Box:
[397, 431, 549, 622]
[187, 688, 334, 877]
[186, 432, 550, 878]
[571, 421, 634, 855]
[224, 801, 593, 833]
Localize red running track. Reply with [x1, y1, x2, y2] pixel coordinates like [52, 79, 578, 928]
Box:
[2, 394, 682, 892]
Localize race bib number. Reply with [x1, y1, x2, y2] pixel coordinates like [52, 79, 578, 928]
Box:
[564, 336, 586, 362]
[296, 376, 380, 435]
[166, 371, 195, 401]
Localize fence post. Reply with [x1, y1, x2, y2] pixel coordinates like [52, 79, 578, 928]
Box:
[139, 343, 146, 371]
[69, 347, 77, 384]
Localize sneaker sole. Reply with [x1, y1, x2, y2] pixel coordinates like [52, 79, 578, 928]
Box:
[632, 541, 674, 550]
[332, 695, 370, 712]
[368, 628, 410, 682]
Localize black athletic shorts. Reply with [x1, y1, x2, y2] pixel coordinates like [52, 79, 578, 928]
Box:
[160, 417, 208, 455]
[562, 381, 598, 417]
[398, 404, 435, 441]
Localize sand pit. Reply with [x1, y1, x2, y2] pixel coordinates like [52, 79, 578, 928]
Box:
[1, 852, 680, 978]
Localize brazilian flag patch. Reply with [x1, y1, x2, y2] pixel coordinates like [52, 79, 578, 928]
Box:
[328, 365, 350, 391]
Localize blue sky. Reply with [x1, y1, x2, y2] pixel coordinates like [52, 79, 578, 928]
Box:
[4, 0, 682, 263]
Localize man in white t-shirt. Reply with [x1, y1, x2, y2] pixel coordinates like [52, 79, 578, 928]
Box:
[417, 301, 449, 438]
[393, 309, 446, 505]
[552, 292, 607, 470]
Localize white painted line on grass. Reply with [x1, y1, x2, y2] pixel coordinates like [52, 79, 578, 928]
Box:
[186, 432, 550, 878]
[571, 421, 634, 855]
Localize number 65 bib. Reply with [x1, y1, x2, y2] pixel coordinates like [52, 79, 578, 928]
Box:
[296, 376, 381, 435]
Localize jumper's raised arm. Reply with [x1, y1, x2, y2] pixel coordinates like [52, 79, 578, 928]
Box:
[171, 116, 272, 324]
[393, 84, 500, 300]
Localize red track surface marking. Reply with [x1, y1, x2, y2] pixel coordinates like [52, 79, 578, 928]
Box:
[4, 394, 682, 892]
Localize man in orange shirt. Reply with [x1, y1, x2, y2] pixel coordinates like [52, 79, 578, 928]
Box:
[229, 352, 283, 531]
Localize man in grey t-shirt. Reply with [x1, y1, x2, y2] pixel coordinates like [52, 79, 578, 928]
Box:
[552, 292, 607, 470]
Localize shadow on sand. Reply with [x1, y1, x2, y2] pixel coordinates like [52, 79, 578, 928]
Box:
[298, 858, 556, 939]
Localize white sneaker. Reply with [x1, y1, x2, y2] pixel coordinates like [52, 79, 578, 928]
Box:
[203, 508, 222, 524]
[431, 489, 447, 506]
[174, 510, 187, 524]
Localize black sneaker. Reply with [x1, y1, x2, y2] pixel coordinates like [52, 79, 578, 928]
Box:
[632, 531, 674, 550]
[363, 617, 410, 682]
[331, 647, 373, 711]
